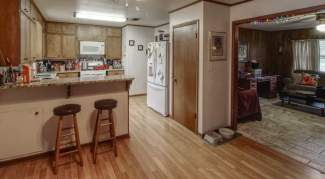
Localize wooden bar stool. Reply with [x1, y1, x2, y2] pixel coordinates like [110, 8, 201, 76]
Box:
[53, 104, 83, 174]
[92, 99, 118, 164]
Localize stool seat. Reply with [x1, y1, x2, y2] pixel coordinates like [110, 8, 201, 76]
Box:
[94, 99, 117, 110]
[54, 104, 81, 116]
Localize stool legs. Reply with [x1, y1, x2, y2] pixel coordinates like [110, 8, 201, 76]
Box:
[73, 114, 84, 166]
[92, 109, 102, 164]
[54, 117, 63, 174]
[54, 115, 83, 174]
[92, 109, 117, 164]
[109, 110, 117, 157]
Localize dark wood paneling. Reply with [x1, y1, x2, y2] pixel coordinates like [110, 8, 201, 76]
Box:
[240, 28, 325, 77]
[239, 28, 270, 73]
[0, 0, 20, 66]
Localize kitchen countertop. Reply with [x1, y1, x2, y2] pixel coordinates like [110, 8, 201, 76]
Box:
[0, 75, 134, 90]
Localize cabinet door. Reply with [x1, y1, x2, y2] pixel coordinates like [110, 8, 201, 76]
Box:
[46, 34, 61, 58]
[46, 23, 62, 33]
[62, 35, 76, 58]
[20, 13, 31, 63]
[107, 28, 121, 37]
[62, 24, 76, 35]
[31, 21, 43, 61]
[107, 37, 122, 59]
[0, 106, 43, 159]
[21, 0, 31, 14]
[77, 25, 106, 41]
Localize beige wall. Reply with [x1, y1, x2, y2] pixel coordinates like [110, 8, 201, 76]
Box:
[202, 2, 230, 132]
[170, 2, 230, 134]
[169, 2, 204, 133]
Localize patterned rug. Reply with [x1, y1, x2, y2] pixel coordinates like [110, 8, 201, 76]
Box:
[238, 98, 325, 173]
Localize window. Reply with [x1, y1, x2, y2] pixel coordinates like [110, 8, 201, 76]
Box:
[319, 40, 325, 72]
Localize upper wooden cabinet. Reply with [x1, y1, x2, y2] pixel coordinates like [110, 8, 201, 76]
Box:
[62, 24, 76, 35]
[62, 35, 76, 58]
[46, 23, 62, 34]
[20, 0, 31, 15]
[31, 21, 43, 61]
[77, 25, 106, 41]
[20, 12, 31, 63]
[106, 37, 122, 59]
[45, 22, 122, 59]
[46, 34, 61, 58]
[107, 28, 121, 37]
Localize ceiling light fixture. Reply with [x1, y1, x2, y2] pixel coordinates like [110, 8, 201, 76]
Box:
[75, 11, 126, 22]
[317, 13, 325, 32]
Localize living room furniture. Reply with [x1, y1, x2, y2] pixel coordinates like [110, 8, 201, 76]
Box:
[238, 88, 262, 121]
[239, 75, 278, 98]
[280, 89, 325, 116]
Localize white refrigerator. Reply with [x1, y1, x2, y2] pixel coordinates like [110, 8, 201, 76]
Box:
[147, 42, 169, 116]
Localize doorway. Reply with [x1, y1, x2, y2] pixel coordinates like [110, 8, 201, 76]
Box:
[172, 20, 199, 133]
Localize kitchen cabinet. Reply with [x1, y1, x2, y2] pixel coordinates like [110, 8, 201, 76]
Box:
[107, 36, 122, 59]
[20, 12, 31, 63]
[31, 21, 43, 61]
[77, 25, 106, 41]
[20, 0, 31, 15]
[46, 34, 62, 58]
[46, 23, 62, 34]
[62, 24, 76, 35]
[0, 105, 43, 160]
[107, 28, 121, 37]
[62, 35, 76, 58]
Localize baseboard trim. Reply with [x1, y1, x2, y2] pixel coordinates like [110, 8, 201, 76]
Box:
[0, 134, 130, 167]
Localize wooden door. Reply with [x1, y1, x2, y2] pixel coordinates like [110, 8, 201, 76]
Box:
[173, 21, 199, 133]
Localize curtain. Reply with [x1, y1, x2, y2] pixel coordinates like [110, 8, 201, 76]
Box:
[292, 39, 320, 72]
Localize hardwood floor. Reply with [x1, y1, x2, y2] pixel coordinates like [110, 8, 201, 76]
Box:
[0, 96, 324, 179]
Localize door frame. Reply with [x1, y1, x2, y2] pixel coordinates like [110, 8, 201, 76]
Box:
[172, 20, 200, 134]
[231, 4, 325, 130]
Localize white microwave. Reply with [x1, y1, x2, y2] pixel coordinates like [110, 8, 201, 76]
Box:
[80, 41, 105, 55]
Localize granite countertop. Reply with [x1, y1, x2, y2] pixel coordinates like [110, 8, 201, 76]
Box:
[0, 75, 134, 90]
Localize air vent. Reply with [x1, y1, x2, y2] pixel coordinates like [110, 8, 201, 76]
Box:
[127, 18, 140, 21]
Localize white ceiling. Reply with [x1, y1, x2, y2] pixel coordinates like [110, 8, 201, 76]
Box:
[239, 13, 320, 31]
[34, 0, 250, 27]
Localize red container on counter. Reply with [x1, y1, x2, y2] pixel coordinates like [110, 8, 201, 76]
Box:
[22, 65, 31, 84]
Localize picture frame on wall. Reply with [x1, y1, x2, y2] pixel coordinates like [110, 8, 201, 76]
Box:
[238, 42, 249, 62]
[138, 45, 144, 51]
[209, 32, 227, 61]
[129, 40, 135, 46]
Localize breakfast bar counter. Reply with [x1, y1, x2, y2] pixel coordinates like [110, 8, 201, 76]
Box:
[0, 75, 134, 161]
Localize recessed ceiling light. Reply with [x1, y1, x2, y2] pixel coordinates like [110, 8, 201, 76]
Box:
[75, 11, 126, 22]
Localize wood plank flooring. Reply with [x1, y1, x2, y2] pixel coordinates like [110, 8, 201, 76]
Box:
[0, 96, 324, 179]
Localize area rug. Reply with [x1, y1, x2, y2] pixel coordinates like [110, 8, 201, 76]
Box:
[238, 98, 325, 173]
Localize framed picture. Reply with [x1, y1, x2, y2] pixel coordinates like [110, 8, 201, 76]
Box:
[129, 40, 135, 46]
[138, 45, 143, 51]
[209, 32, 227, 61]
[238, 42, 248, 61]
